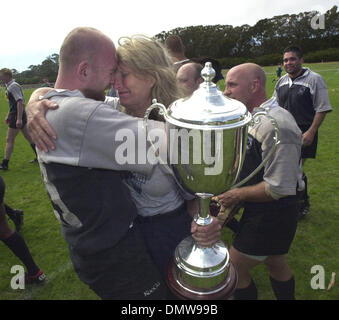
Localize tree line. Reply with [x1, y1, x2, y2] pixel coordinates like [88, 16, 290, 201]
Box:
[155, 5, 339, 67]
[9, 5, 339, 84]
[11, 53, 59, 85]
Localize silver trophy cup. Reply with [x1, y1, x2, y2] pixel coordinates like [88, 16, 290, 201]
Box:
[144, 62, 280, 299]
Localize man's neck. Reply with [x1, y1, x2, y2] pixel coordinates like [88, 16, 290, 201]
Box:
[288, 68, 304, 80]
[248, 92, 267, 113]
[54, 74, 80, 92]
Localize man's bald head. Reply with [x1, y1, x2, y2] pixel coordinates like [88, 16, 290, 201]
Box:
[224, 63, 267, 111]
[176, 62, 203, 96]
[59, 27, 115, 71]
[56, 27, 117, 101]
[229, 63, 266, 87]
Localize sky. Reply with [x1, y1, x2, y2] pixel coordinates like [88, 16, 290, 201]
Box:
[0, 0, 338, 72]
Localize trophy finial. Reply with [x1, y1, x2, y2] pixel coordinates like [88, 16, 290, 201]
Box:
[201, 62, 216, 84]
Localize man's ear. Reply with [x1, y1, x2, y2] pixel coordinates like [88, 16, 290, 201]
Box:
[301, 58, 304, 64]
[77, 61, 89, 81]
[250, 79, 260, 93]
[197, 77, 204, 85]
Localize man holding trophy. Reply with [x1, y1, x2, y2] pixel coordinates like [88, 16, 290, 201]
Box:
[216, 63, 302, 300]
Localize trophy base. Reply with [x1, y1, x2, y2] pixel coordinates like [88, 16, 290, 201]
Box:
[166, 258, 238, 300]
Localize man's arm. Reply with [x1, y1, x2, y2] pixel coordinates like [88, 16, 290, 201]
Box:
[302, 111, 327, 146]
[16, 99, 24, 128]
[26, 88, 58, 151]
[304, 73, 333, 146]
[215, 181, 274, 209]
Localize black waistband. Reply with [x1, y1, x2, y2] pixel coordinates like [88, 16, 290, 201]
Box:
[135, 203, 186, 223]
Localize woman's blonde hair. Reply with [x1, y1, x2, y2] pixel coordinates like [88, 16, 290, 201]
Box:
[117, 35, 182, 108]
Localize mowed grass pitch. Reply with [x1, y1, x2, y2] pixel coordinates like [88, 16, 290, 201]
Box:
[0, 62, 338, 300]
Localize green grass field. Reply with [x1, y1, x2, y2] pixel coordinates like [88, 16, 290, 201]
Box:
[0, 62, 338, 300]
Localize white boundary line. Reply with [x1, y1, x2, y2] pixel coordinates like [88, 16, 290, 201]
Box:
[15, 260, 73, 300]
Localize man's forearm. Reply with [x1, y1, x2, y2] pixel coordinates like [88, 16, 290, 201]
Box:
[16, 100, 23, 119]
[216, 181, 275, 209]
[308, 112, 327, 134]
[237, 181, 274, 203]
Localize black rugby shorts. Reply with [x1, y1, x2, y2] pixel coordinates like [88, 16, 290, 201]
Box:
[8, 112, 27, 129]
[299, 125, 318, 159]
[233, 202, 298, 256]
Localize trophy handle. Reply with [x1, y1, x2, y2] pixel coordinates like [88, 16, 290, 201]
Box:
[231, 109, 280, 189]
[143, 99, 190, 193]
[143, 98, 167, 161]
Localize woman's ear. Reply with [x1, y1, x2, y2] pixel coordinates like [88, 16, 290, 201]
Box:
[147, 75, 156, 89]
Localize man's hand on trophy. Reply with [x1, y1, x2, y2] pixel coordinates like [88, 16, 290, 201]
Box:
[213, 188, 243, 208]
[191, 217, 222, 247]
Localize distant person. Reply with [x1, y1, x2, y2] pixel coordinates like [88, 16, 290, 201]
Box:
[176, 62, 203, 96]
[0, 68, 38, 170]
[165, 35, 190, 71]
[42, 78, 53, 87]
[107, 85, 118, 97]
[0, 175, 45, 284]
[272, 65, 283, 82]
[274, 46, 332, 219]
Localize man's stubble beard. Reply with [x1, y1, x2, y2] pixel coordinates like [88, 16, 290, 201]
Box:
[82, 88, 106, 101]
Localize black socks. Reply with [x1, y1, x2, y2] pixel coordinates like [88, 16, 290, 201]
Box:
[270, 276, 295, 300]
[2, 232, 40, 276]
[234, 278, 258, 300]
[233, 276, 295, 300]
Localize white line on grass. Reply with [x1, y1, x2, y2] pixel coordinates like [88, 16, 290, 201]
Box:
[17, 260, 73, 300]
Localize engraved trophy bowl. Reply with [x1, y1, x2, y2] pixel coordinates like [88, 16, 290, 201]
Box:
[144, 62, 280, 300]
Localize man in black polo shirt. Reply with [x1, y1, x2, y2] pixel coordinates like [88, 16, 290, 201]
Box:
[274, 46, 332, 219]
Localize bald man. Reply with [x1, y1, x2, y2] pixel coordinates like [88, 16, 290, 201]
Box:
[215, 63, 302, 300]
[176, 62, 203, 96]
[25, 27, 169, 300]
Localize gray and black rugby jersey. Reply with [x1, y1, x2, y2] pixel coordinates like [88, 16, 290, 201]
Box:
[239, 97, 302, 200]
[6, 79, 25, 114]
[274, 68, 332, 127]
[37, 89, 164, 255]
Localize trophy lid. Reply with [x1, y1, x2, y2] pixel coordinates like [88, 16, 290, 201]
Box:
[166, 62, 251, 129]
